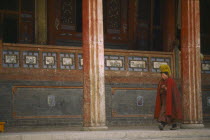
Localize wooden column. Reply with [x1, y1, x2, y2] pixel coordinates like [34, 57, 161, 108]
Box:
[181, 0, 204, 128]
[35, 0, 47, 44]
[82, 0, 107, 130]
[162, 0, 176, 51]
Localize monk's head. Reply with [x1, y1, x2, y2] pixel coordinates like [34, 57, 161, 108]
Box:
[159, 64, 171, 80]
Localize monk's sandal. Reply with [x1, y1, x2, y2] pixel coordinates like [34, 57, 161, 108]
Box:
[170, 124, 177, 130]
[158, 123, 164, 130]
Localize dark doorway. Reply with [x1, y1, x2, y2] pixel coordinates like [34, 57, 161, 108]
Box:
[2, 15, 18, 43]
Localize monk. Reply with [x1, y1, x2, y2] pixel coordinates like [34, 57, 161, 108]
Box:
[154, 64, 182, 130]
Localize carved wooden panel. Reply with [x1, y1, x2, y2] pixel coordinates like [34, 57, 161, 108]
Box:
[49, 0, 82, 45]
[107, 0, 121, 32]
[104, 0, 129, 44]
[61, 0, 76, 30]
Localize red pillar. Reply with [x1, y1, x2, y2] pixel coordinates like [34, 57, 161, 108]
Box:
[82, 0, 108, 130]
[181, 0, 204, 128]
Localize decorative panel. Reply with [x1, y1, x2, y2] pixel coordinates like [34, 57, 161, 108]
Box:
[61, 0, 76, 30]
[1, 44, 177, 74]
[137, 96, 144, 106]
[202, 90, 210, 117]
[23, 51, 39, 68]
[42, 52, 57, 69]
[105, 55, 125, 71]
[128, 56, 149, 72]
[112, 88, 156, 117]
[208, 97, 210, 107]
[104, 0, 128, 43]
[60, 53, 75, 70]
[107, 0, 121, 33]
[150, 57, 171, 73]
[48, 0, 82, 45]
[13, 86, 83, 118]
[78, 54, 83, 70]
[201, 60, 210, 74]
[2, 50, 20, 68]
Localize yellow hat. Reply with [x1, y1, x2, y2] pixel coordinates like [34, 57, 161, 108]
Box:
[159, 64, 171, 76]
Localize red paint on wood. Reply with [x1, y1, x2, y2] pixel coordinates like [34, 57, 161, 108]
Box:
[181, 0, 203, 124]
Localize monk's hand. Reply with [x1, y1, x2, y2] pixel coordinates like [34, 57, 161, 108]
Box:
[161, 85, 167, 90]
[161, 85, 166, 88]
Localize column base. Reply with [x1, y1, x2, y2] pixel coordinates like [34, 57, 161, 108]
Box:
[82, 126, 108, 131]
[181, 124, 204, 129]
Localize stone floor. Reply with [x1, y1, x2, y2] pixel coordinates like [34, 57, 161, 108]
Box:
[0, 125, 210, 140]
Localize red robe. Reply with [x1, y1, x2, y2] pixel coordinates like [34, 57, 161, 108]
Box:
[154, 77, 183, 122]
